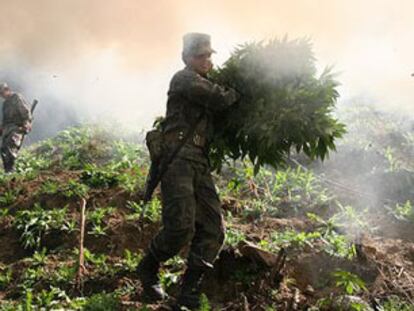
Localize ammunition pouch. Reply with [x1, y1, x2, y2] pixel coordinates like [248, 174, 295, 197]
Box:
[146, 129, 164, 162]
[143, 113, 205, 204]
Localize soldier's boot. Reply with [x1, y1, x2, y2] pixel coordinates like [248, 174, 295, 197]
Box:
[136, 252, 168, 302]
[3, 159, 15, 174]
[174, 267, 206, 310]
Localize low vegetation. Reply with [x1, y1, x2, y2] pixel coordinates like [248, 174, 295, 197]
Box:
[0, 111, 412, 310]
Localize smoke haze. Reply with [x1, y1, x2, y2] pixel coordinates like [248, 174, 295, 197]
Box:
[0, 0, 413, 138]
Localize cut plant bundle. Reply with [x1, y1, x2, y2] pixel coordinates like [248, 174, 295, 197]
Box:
[209, 37, 346, 172]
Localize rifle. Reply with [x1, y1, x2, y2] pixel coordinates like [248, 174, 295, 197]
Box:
[31, 99, 38, 115]
[140, 113, 205, 221]
[22, 99, 38, 135]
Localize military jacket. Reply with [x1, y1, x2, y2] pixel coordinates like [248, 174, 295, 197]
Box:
[163, 67, 237, 162]
[1, 93, 31, 128]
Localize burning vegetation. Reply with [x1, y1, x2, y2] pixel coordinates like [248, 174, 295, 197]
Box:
[0, 99, 413, 310]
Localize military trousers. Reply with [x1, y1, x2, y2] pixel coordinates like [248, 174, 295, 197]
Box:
[150, 157, 225, 269]
[1, 125, 25, 172]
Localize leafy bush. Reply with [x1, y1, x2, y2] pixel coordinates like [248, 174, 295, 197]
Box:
[82, 249, 114, 275]
[81, 161, 145, 193]
[38, 177, 89, 199]
[270, 230, 321, 249]
[209, 37, 345, 172]
[112, 140, 146, 167]
[126, 199, 161, 222]
[62, 179, 89, 198]
[0, 287, 118, 311]
[82, 292, 120, 311]
[225, 226, 246, 247]
[51, 262, 77, 285]
[198, 294, 212, 311]
[32, 287, 70, 309]
[0, 189, 18, 206]
[15, 149, 52, 178]
[81, 163, 119, 188]
[38, 179, 60, 195]
[392, 201, 414, 222]
[14, 204, 74, 249]
[258, 226, 355, 259]
[0, 265, 12, 290]
[218, 161, 331, 217]
[322, 231, 356, 259]
[379, 296, 414, 311]
[19, 265, 46, 291]
[332, 270, 367, 295]
[87, 206, 115, 236]
[120, 249, 142, 272]
[54, 126, 110, 169]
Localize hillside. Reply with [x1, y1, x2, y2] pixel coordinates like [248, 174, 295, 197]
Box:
[0, 105, 414, 310]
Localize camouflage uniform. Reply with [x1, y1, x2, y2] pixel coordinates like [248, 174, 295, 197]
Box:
[149, 67, 238, 269]
[1, 93, 31, 172]
[137, 33, 238, 308]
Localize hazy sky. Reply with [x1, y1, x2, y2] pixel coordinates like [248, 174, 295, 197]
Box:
[0, 0, 413, 128]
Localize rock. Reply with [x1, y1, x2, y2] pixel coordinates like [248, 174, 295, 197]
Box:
[332, 295, 373, 311]
[237, 240, 280, 267]
[304, 285, 315, 296]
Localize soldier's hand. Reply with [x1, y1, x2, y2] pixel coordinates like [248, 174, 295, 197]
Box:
[227, 87, 240, 105]
[20, 123, 32, 134]
[24, 124, 32, 133]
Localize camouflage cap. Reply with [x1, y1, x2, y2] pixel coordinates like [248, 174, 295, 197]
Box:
[183, 33, 216, 57]
[0, 82, 9, 92]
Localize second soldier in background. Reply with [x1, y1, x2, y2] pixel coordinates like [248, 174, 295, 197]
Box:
[0, 83, 32, 173]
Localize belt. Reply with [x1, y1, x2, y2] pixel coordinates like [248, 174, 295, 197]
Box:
[164, 130, 206, 148]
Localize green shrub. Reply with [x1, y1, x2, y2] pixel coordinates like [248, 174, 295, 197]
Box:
[120, 249, 142, 272]
[0, 189, 18, 206]
[379, 296, 414, 311]
[392, 201, 414, 222]
[81, 163, 119, 188]
[209, 37, 345, 172]
[38, 179, 60, 195]
[225, 226, 246, 247]
[198, 293, 212, 311]
[83, 292, 120, 311]
[332, 270, 367, 295]
[14, 204, 74, 249]
[62, 179, 89, 198]
[0, 266, 12, 290]
[87, 206, 115, 236]
[127, 199, 161, 222]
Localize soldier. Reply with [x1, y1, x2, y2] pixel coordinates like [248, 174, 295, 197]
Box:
[137, 33, 239, 310]
[0, 83, 32, 173]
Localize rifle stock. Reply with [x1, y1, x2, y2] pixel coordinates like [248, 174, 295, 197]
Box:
[143, 160, 161, 204]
